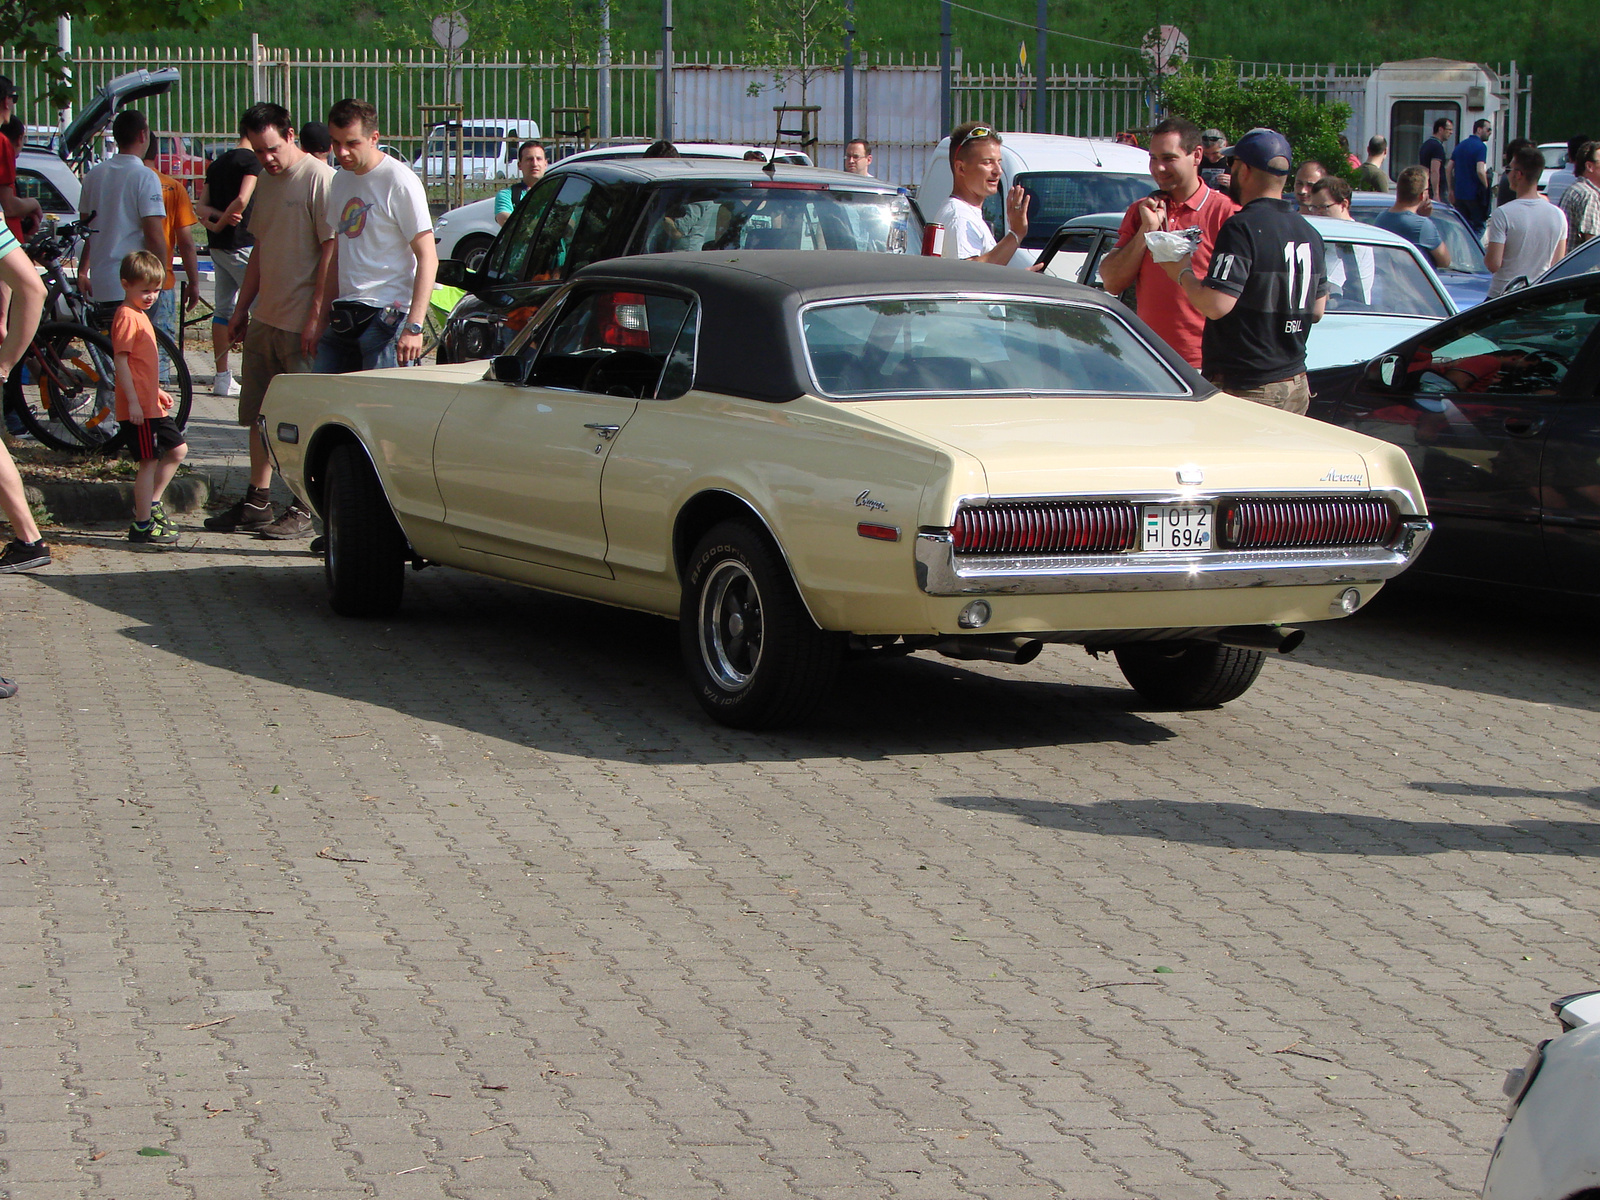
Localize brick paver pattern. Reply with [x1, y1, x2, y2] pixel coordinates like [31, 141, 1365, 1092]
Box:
[2, 386, 1597, 1199]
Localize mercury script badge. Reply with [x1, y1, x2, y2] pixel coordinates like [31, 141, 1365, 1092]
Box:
[1176, 464, 1204, 485]
[1320, 469, 1364, 483]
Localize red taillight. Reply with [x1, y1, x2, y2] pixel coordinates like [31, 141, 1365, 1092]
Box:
[1218, 497, 1398, 549]
[949, 502, 1139, 555]
[598, 291, 650, 349]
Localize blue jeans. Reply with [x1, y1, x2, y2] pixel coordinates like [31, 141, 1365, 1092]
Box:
[315, 304, 403, 373]
[151, 287, 177, 382]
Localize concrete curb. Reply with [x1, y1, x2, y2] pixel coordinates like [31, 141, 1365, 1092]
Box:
[23, 472, 215, 526]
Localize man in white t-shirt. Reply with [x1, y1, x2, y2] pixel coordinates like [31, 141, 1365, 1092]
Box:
[78, 109, 167, 306]
[932, 122, 1029, 265]
[1484, 143, 1567, 297]
[315, 97, 438, 372]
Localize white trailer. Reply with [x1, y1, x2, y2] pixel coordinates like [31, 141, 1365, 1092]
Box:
[1354, 58, 1519, 184]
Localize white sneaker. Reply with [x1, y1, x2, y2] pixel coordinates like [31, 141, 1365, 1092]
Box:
[213, 371, 242, 398]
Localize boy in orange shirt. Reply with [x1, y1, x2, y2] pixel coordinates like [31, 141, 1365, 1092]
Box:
[113, 251, 188, 545]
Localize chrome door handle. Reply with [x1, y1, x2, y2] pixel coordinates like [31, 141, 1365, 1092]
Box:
[584, 423, 621, 440]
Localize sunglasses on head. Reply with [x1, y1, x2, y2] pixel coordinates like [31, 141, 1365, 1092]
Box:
[957, 126, 995, 149]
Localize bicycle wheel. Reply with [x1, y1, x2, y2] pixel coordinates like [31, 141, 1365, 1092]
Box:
[152, 325, 194, 431]
[14, 322, 117, 453]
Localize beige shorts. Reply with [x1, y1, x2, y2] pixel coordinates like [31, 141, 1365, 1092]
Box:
[239, 321, 313, 426]
[1207, 373, 1310, 416]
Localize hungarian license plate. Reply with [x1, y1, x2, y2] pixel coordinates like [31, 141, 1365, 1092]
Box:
[1142, 503, 1212, 551]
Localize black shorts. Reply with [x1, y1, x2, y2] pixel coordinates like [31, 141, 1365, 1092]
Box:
[133, 416, 186, 462]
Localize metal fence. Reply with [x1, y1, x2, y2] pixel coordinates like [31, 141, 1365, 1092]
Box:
[0, 42, 1533, 191]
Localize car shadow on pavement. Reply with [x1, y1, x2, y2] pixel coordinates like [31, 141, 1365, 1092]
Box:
[1290, 584, 1600, 712]
[32, 562, 1178, 762]
[936, 793, 1600, 855]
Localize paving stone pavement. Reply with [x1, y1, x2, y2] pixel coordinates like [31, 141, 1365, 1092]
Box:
[2, 386, 1598, 1199]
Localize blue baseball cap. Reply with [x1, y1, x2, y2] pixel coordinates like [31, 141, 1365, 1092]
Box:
[1227, 127, 1293, 176]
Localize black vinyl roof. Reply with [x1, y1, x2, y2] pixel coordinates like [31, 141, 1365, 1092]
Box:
[569, 250, 1200, 403]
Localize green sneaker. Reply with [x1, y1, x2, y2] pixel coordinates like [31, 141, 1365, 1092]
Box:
[150, 500, 175, 537]
[128, 520, 179, 546]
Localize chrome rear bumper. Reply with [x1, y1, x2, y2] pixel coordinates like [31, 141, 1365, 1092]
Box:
[914, 518, 1432, 596]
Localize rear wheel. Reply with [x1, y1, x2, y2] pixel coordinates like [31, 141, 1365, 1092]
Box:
[13, 322, 116, 452]
[323, 443, 408, 617]
[1113, 640, 1266, 708]
[679, 520, 842, 729]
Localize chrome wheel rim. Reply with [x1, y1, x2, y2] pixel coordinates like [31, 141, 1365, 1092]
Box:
[698, 559, 763, 693]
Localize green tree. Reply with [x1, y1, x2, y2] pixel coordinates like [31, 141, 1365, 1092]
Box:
[1159, 62, 1354, 179]
[5, 0, 231, 107]
[381, 0, 611, 99]
[744, 0, 852, 116]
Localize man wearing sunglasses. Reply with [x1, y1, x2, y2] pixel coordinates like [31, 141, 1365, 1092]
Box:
[932, 122, 1030, 266]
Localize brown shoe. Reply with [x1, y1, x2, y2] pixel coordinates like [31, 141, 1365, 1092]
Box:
[256, 502, 314, 540]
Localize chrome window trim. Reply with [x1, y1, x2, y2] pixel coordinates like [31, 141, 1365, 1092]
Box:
[797, 292, 1195, 401]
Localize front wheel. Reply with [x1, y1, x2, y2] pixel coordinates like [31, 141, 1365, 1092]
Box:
[679, 521, 842, 729]
[1113, 640, 1266, 708]
[323, 443, 408, 617]
[454, 234, 494, 274]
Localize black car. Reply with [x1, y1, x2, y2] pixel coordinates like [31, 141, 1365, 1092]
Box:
[1308, 272, 1600, 595]
[435, 159, 924, 363]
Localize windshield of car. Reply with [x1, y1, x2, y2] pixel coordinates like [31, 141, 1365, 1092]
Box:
[801, 297, 1189, 398]
[1541, 238, 1600, 283]
[1350, 206, 1487, 274]
[982, 172, 1152, 244]
[1321, 241, 1452, 318]
[1542, 145, 1568, 170]
[637, 184, 916, 253]
[423, 128, 511, 158]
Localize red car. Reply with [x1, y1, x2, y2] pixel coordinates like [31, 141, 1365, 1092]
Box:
[153, 133, 206, 198]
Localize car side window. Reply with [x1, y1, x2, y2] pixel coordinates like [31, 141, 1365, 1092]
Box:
[521, 176, 593, 283]
[524, 289, 696, 399]
[15, 169, 73, 214]
[482, 174, 563, 281]
[1409, 290, 1600, 397]
[556, 182, 626, 278]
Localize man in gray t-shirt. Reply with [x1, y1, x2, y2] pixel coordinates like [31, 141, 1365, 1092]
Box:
[1372, 167, 1450, 271]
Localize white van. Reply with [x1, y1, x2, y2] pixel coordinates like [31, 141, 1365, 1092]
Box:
[917, 132, 1152, 267]
[413, 118, 542, 182]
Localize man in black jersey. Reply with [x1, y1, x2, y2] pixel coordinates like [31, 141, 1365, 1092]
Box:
[1158, 127, 1328, 415]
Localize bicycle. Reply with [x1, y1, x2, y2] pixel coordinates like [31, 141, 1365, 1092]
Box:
[2, 217, 194, 454]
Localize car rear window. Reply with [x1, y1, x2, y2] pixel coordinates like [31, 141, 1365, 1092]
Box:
[1322, 241, 1452, 318]
[637, 185, 916, 254]
[982, 172, 1153, 245]
[801, 297, 1189, 399]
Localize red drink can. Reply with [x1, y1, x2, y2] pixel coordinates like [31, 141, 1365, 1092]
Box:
[921, 223, 945, 256]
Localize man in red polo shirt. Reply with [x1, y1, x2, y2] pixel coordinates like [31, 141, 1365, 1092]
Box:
[1099, 116, 1238, 370]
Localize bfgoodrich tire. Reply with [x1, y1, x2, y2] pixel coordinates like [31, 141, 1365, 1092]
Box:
[679, 520, 843, 729]
[1113, 640, 1267, 708]
[323, 443, 407, 618]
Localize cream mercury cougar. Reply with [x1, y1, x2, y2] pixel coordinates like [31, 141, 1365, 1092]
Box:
[260, 252, 1432, 729]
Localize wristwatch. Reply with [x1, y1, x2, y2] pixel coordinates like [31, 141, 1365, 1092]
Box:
[403, 322, 425, 336]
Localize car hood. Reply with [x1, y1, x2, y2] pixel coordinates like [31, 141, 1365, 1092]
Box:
[58, 68, 180, 162]
[1305, 314, 1441, 372]
[854, 393, 1385, 498]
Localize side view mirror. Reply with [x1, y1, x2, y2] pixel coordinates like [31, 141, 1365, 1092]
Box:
[1372, 353, 1404, 389]
[490, 355, 528, 385]
[436, 258, 470, 288]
